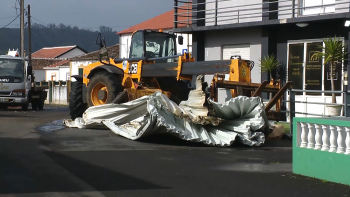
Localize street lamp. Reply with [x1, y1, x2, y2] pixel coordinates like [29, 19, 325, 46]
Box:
[345, 20, 350, 27]
[296, 23, 309, 27]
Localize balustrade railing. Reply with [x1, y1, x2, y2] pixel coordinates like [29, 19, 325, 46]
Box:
[298, 122, 350, 155]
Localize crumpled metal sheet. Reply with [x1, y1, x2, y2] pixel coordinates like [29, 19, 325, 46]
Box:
[64, 90, 268, 147]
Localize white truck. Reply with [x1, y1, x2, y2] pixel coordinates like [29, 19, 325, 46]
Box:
[0, 51, 47, 110]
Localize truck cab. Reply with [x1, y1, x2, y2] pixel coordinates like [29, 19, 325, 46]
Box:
[0, 50, 47, 110]
[0, 55, 31, 109]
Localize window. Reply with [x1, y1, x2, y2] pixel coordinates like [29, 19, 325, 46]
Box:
[0, 59, 24, 79]
[51, 73, 56, 81]
[287, 40, 343, 96]
[129, 32, 144, 58]
[300, 0, 335, 16]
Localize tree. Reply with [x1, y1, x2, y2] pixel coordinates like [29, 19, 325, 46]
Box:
[316, 36, 347, 103]
[99, 26, 112, 33]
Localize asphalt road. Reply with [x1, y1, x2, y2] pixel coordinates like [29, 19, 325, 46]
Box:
[0, 105, 349, 197]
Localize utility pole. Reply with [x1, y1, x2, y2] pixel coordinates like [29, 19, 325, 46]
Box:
[20, 0, 24, 57]
[28, 5, 32, 70]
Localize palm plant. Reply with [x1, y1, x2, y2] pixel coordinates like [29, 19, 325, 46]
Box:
[317, 36, 347, 103]
[259, 54, 279, 100]
[259, 54, 279, 81]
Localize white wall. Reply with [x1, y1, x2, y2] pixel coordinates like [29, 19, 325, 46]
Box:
[176, 33, 192, 55]
[59, 67, 70, 81]
[33, 70, 46, 82]
[120, 33, 132, 59]
[45, 69, 59, 81]
[59, 48, 86, 59]
[70, 60, 97, 82]
[204, 28, 262, 83]
[206, 0, 262, 26]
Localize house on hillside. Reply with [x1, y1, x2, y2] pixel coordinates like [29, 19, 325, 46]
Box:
[117, 6, 192, 59]
[32, 45, 87, 59]
[32, 45, 87, 82]
[69, 44, 119, 81]
[31, 59, 63, 82]
[43, 60, 70, 81]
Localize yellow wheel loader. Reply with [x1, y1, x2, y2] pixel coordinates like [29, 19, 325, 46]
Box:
[69, 30, 290, 120]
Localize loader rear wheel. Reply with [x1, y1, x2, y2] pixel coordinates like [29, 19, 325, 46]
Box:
[69, 80, 87, 120]
[87, 72, 122, 107]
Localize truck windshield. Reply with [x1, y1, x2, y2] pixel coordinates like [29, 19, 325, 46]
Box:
[0, 59, 24, 78]
[145, 32, 175, 59]
[129, 31, 176, 60]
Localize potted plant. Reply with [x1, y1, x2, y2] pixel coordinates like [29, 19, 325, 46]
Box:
[259, 54, 279, 83]
[259, 54, 279, 100]
[317, 36, 347, 116]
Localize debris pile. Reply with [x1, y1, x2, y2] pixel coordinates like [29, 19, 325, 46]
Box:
[65, 76, 272, 147]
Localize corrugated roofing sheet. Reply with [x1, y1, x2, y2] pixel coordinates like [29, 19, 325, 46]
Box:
[65, 76, 269, 147]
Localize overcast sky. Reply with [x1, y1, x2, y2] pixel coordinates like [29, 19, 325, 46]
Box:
[0, 0, 174, 32]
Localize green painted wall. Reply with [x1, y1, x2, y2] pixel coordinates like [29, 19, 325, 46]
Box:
[293, 117, 350, 185]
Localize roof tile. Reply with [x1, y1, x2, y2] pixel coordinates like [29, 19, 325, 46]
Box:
[46, 60, 70, 68]
[70, 44, 120, 61]
[32, 46, 76, 58]
[117, 5, 192, 34]
[32, 58, 63, 70]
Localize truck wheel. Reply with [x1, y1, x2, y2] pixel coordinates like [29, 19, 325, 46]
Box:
[0, 105, 7, 110]
[87, 72, 123, 107]
[32, 102, 38, 110]
[37, 92, 45, 110]
[22, 102, 29, 111]
[69, 80, 87, 120]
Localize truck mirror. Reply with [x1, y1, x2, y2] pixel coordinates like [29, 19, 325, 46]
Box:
[27, 65, 32, 77]
[178, 36, 184, 45]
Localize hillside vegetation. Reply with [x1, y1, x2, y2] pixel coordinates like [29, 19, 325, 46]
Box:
[0, 23, 119, 55]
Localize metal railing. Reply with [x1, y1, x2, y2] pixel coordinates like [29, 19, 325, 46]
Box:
[174, 0, 350, 28]
[283, 89, 350, 135]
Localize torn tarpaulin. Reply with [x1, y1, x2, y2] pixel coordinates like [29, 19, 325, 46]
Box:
[64, 91, 268, 147]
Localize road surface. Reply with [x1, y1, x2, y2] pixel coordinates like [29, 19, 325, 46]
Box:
[0, 105, 349, 197]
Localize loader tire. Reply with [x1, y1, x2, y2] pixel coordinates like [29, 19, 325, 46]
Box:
[87, 72, 123, 107]
[69, 80, 87, 120]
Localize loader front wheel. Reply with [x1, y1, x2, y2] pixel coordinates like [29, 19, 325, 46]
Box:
[69, 80, 87, 120]
[87, 72, 122, 107]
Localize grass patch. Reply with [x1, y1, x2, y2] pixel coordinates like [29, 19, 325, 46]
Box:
[276, 122, 291, 134]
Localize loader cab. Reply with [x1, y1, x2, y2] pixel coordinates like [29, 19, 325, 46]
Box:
[129, 30, 177, 62]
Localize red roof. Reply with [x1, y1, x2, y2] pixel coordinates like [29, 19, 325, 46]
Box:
[117, 5, 192, 35]
[46, 60, 70, 68]
[32, 46, 76, 58]
[32, 58, 63, 70]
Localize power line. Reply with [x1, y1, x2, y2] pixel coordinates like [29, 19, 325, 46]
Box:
[0, 16, 17, 20]
[33, 27, 50, 46]
[31, 16, 49, 26]
[0, 15, 20, 29]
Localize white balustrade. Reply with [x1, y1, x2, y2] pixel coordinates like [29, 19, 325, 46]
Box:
[307, 123, 315, 149]
[300, 123, 308, 148]
[329, 126, 337, 152]
[345, 128, 350, 155]
[321, 125, 330, 151]
[314, 124, 322, 150]
[297, 122, 350, 155]
[336, 126, 345, 154]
